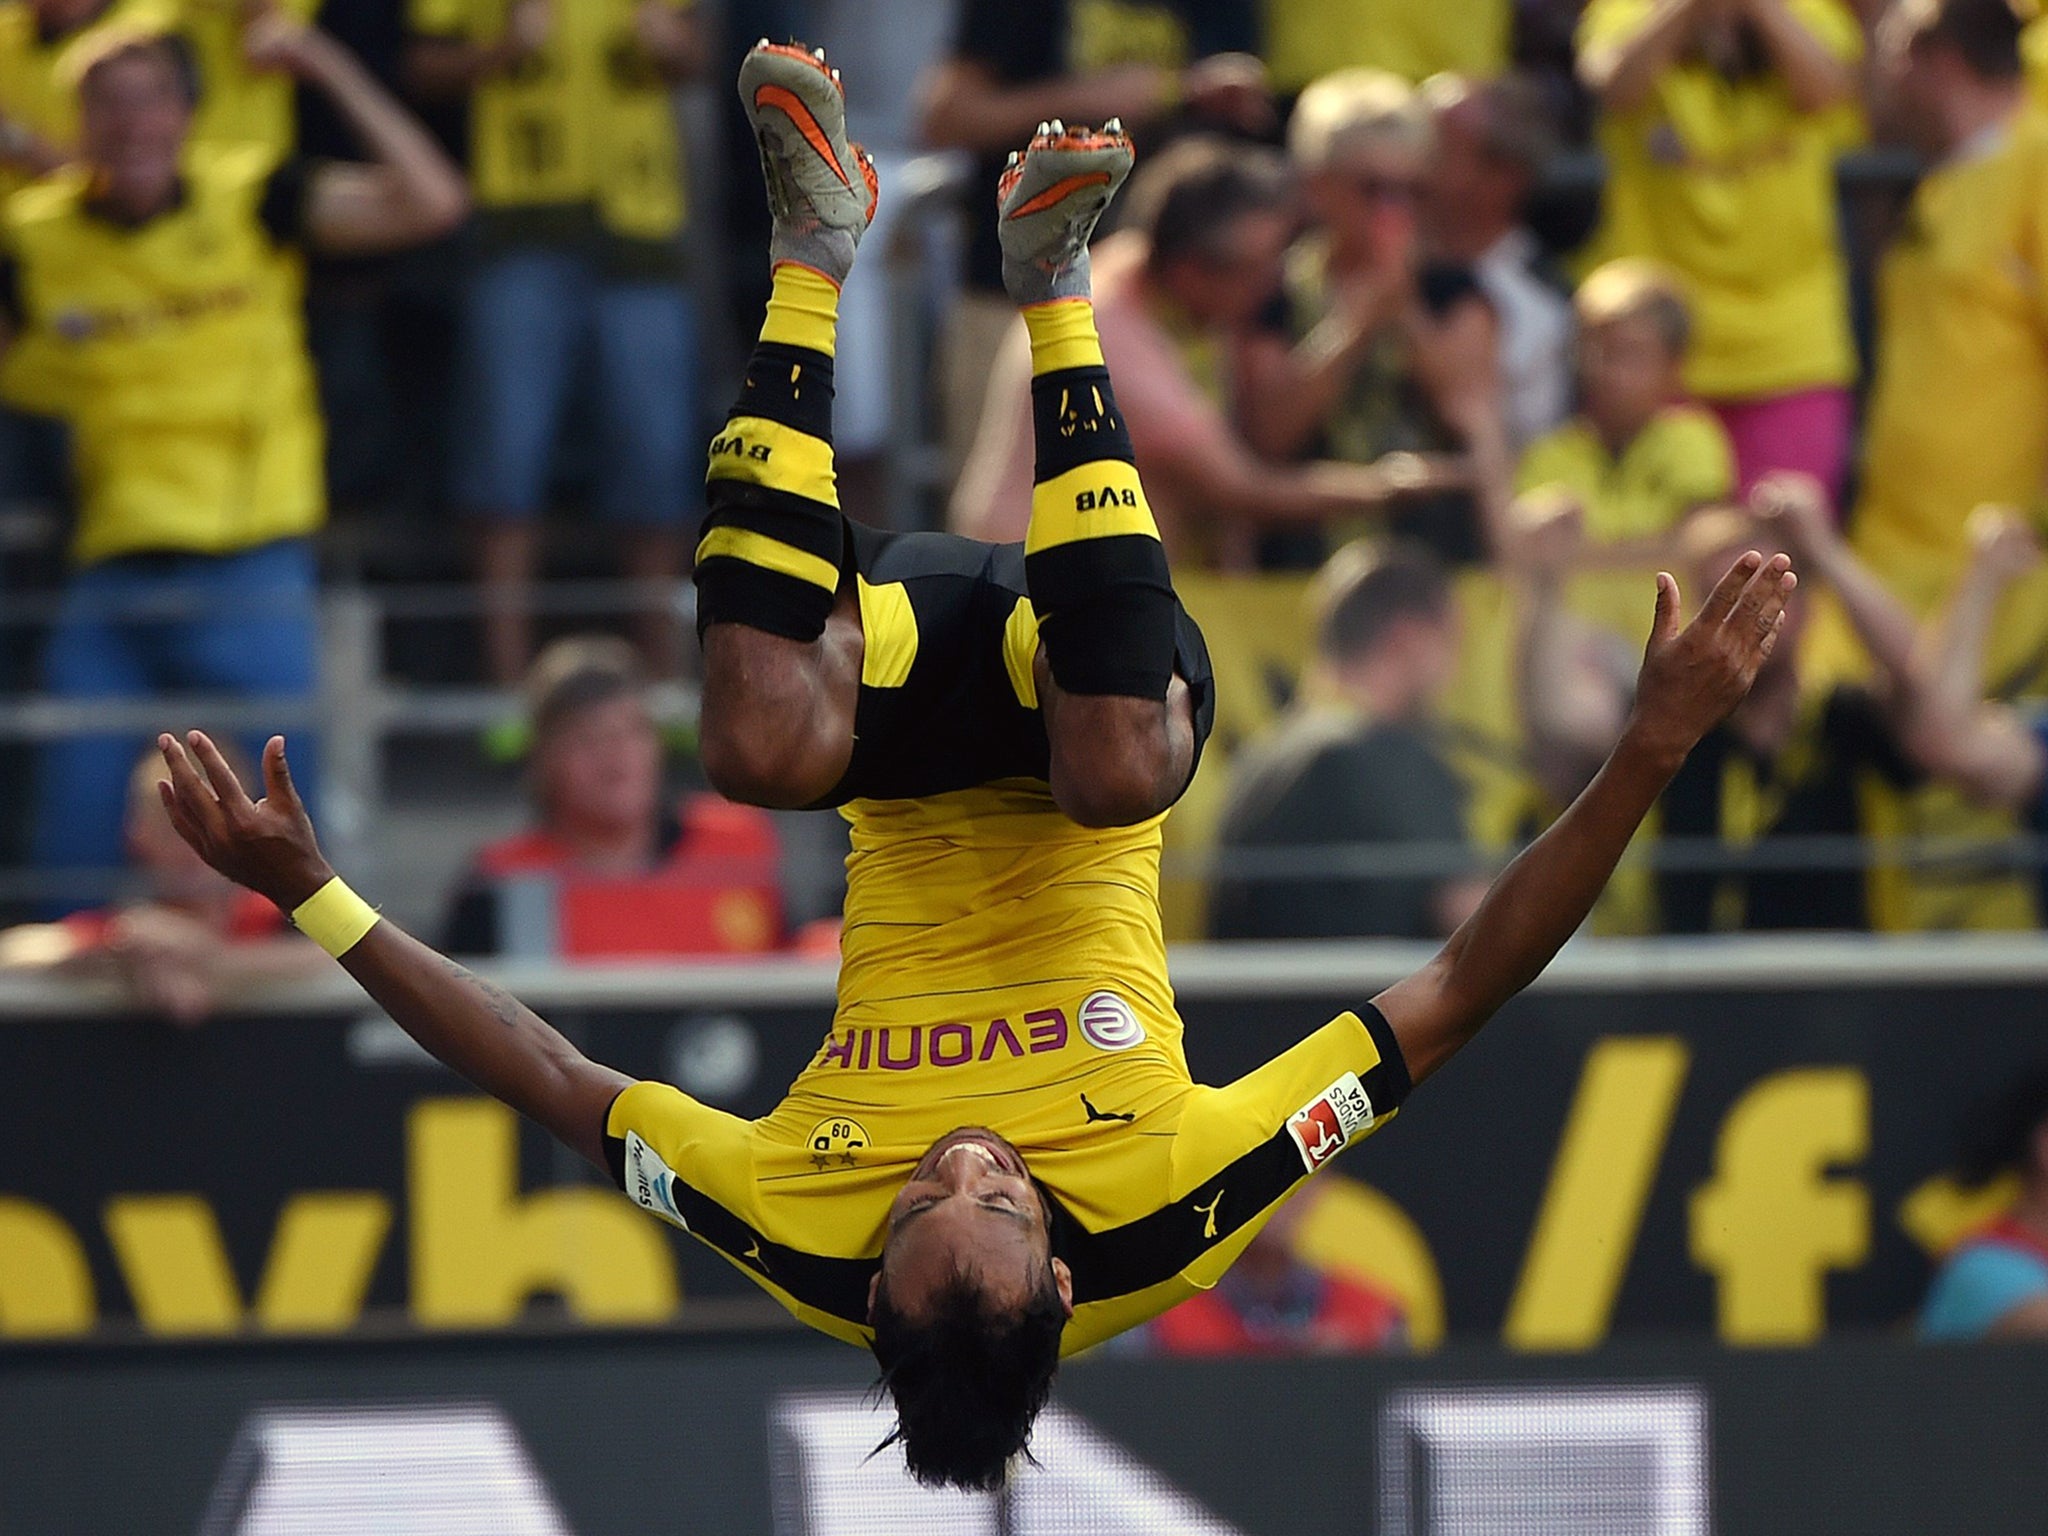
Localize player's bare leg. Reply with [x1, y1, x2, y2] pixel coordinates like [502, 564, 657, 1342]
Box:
[1000, 123, 1196, 826]
[696, 42, 878, 807]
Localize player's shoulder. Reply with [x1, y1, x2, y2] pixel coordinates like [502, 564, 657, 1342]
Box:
[6, 165, 90, 233]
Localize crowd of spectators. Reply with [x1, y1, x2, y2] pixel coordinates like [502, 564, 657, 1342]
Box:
[1, 0, 2047, 1365]
[2, 0, 2048, 981]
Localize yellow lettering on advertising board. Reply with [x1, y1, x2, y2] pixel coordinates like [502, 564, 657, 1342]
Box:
[1690, 1069, 1870, 1344]
[408, 1098, 677, 1327]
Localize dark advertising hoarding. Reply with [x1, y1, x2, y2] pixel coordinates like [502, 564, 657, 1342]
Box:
[1, 941, 2042, 1346]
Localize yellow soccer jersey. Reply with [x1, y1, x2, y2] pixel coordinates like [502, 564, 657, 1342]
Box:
[2, 143, 323, 562]
[1855, 115, 2048, 614]
[1517, 407, 1735, 643]
[1577, 0, 1862, 399]
[607, 996, 1407, 1355]
[405, 0, 689, 242]
[0, 0, 313, 195]
[1261, 0, 1510, 91]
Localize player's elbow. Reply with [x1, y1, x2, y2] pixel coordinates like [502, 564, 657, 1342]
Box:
[1052, 756, 1173, 828]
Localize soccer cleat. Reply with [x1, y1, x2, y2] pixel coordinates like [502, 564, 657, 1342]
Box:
[739, 40, 879, 283]
[996, 120, 1134, 307]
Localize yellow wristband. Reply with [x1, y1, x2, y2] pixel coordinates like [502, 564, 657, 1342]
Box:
[291, 876, 381, 959]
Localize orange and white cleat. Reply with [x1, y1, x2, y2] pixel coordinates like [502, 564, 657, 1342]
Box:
[738, 40, 879, 282]
[996, 118, 1134, 306]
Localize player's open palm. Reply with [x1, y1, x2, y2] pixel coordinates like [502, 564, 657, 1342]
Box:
[155, 732, 334, 912]
[1627, 552, 1797, 766]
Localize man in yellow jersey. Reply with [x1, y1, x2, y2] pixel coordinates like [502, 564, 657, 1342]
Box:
[151, 42, 1796, 1494]
[1859, 0, 2048, 621]
[0, 0, 318, 190]
[403, 0, 706, 685]
[15, 17, 465, 891]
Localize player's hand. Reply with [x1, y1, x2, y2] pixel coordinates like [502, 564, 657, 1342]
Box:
[1965, 505, 2042, 590]
[1749, 471, 1835, 562]
[1624, 551, 1797, 767]
[156, 732, 334, 913]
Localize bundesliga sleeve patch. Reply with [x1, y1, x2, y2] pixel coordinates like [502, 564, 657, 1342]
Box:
[1285, 1072, 1376, 1172]
[623, 1131, 690, 1230]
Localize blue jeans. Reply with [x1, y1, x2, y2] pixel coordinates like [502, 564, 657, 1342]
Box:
[33, 539, 319, 903]
[451, 246, 698, 526]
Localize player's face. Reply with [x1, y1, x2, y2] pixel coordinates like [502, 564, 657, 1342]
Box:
[875, 1129, 1070, 1322]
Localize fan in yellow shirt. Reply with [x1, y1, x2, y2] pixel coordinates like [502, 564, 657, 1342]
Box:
[1515, 259, 1736, 642]
[403, 0, 706, 685]
[149, 44, 1799, 1498]
[1577, 0, 1862, 497]
[14, 17, 465, 889]
[0, 0, 316, 196]
[1858, 0, 2048, 631]
[1261, 0, 1511, 92]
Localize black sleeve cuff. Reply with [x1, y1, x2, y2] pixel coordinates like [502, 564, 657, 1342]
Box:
[601, 1087, 631, 1190]
[1357, 1002, 1413, 1115]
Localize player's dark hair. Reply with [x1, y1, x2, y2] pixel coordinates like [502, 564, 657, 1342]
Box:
[869, 1262, 1067, 1490]
[1957, 1065, 2048, 1187]
[1128, 137, 1295, 273]
[1908, 0, 2024, 79]
[1316, 541, 1452, 663]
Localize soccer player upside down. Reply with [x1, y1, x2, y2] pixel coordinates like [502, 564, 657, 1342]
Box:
[153, 40, 1797, 1494]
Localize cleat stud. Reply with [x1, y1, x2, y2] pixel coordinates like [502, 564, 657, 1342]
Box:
[1105, 116, 1123, 133]
[830, 67, 841, 80]
[756, 37, 770, 48]
[1049, 118, 1065, 133]
[814, 46, 827, 59]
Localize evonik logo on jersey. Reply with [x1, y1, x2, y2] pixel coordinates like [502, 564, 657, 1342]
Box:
[1284, 1072, 1376, 1172]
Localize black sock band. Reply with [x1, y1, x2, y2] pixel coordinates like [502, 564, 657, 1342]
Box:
[695, 340, 844, 642]
[1023, 362, 1174, 698]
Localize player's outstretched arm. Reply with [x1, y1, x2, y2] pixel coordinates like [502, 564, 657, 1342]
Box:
[1374, 551, 1797, 1086]
[155, 731, 629, 1170]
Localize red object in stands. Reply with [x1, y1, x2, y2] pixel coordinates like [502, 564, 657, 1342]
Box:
[474, 794, 786, 959]
[1149, 1272, 1405, 1357]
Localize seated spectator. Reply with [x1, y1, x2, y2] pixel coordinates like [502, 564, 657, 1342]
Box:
[0, 746, 322, 1023]
[1520, 479, 1929, 931]
[404, 0, 708, 685]
[1577, 0, 1863, 499]
[918, 0, 1272, 478]
[1209, 541, 1489, 940]
[1262, 0, 1511, 94]
[1146, 1187, 1408, 1354]
[19, 19, 467, 904]
[1513, 260, 1735, 641]
[441, 636, 786, 959]
[1921, 1065, 2048, 1340]
[1420, 72, 1574, 454]
[1239, 68, 1510, 567]
[1884, 509, 2048, 918]
[952, 136, 1466, 569]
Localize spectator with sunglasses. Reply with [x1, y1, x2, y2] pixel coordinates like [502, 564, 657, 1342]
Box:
[1237, 68, 1511, 570]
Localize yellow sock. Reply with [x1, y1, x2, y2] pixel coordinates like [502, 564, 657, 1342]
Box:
[1023, 298, 1105, 375]
[760, 261, 841, 358]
